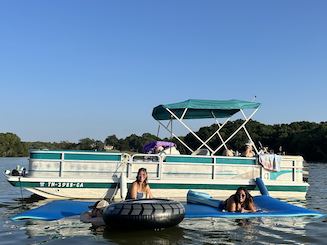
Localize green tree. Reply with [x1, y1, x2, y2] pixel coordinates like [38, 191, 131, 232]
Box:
[2, 120, 327, 162]
[104, 135, 119, 149]
[0, 133, 28, 157]
[78, 138, 103, 150]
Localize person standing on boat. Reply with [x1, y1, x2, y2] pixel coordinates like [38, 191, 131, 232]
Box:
[223, 187, 256, 213]
[126, 168, 153, 199]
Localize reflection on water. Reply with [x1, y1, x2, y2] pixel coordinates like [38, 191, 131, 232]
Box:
[180, 217, 309, 244]
[1, 158, 327, 245]
[102, 227, 185, 245]
[26, 219, 91, 237]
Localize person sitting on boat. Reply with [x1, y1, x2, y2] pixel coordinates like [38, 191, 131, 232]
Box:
[242, 142, 255, 157]
[222, 187, 256, 213]
[80, 199, 109, 227]
[126, 168, 153, 199]
[223, 147, 234, 157]
[154, 145, 164, 153]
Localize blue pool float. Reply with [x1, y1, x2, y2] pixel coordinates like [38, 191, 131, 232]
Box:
[12, 178, 323, 221]
[185, 178, 323, 218]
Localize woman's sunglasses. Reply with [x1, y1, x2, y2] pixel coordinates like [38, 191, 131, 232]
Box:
[238, 193, 246, 198]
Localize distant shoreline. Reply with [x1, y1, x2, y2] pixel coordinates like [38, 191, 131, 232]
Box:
[1, 120, 326, 162]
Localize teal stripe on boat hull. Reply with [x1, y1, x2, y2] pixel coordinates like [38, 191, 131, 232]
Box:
[9, 181, 307, 192]
[216, 158, 256, 165]
[9, 181, 118, 188]
[164, 156, 256, 165]
[165, 156, 213, 163]
[64, 153, 121, 161]
[30, 152, 121, 161]
[149, 183, 307, 192]
[30, 153, 62, 160]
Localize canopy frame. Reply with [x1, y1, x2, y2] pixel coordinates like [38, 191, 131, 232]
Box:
[154, 101, 260, 156]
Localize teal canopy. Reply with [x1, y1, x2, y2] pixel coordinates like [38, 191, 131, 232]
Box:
[152, 99, 260, 120]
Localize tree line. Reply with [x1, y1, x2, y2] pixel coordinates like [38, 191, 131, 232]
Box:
[0, 120, 326, 162]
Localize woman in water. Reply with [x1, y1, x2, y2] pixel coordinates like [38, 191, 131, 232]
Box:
[224, 187, 256, 213]
[126, 168, 153, 199]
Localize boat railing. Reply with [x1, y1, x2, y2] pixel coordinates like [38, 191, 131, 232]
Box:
[128, 154, 162, 179]
[127, 153, 305, 183]
[27, 150, 305, 184]
[128, 154, 256, 180]
[259, 155, 305, 182]
[28, 150, 125, 178]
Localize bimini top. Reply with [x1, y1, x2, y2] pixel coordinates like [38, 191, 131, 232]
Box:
[152, 99, 260, 120]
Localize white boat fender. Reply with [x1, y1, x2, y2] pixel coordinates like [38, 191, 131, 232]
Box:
[120, 174, 127, 199]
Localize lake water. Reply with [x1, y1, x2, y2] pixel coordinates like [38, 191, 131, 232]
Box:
[1, 157, 327, 244]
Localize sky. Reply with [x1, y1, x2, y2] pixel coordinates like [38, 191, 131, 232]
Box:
[0, 1, 326, 142]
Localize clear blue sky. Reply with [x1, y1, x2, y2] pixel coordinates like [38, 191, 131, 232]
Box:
[0, 1, 326, 142]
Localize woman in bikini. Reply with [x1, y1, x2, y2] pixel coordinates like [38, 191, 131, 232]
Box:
[224, 187, 256, 213]
[126, 168, 153, 199]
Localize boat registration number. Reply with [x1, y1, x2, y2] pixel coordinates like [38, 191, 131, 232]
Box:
[40, 182, 84, 188]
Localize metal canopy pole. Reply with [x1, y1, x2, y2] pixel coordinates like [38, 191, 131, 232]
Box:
[213, 119, 228, 151]
[170, 117, 173, 154]
[156, 120, 194, 153]
[240, 109, 259, 154]
[156, 124, 161, 137]
[165, 108, 215, 154]
[156, 106, 259, 155]
[212, 108, 259, 155]
[195, 113, 231, 154]
[170, 117, 173, 139]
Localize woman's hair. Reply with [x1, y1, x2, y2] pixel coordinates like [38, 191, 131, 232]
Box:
[136, 168, 148, 187]
[234, 187, 253, 208]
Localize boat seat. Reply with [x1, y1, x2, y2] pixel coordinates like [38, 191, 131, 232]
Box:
[191, 149, 210, 156]
[162, 146, 180, 155]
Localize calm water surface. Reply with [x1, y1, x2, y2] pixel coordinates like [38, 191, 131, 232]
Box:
[1, 158, 327, 244]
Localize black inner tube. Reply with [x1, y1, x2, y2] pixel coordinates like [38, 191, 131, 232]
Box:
[103, 198, 185, 230]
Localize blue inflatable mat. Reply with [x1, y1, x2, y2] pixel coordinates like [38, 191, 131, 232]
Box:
[12, 178, 323, 221]
[185, 190, 324, 218]
[12, 196, 323, 221]
[12, 200, 93, 221]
